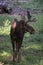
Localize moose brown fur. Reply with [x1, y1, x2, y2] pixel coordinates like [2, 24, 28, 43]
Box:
[10, 12, 35, 62]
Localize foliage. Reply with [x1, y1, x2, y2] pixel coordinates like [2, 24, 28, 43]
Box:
[33, 0, 43, 4]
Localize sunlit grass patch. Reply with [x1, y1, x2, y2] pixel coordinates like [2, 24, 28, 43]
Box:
[0, 26, 10, 35]
[0, 51, 11, 57]
[3, 19, 10, 27]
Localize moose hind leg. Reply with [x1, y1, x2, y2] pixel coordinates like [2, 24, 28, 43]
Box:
[11, 39, 16, 62]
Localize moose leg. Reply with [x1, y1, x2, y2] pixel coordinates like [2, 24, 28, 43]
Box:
[11, 39, 17, 62]
[11, 39, 15, 61]
[17, 49, 21, 63]
[16, 42, 22, 62]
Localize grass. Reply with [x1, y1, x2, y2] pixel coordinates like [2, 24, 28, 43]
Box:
[0, 14, 43, 65]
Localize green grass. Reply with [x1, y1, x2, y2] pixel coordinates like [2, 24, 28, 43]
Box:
[0, 14, 43, 65]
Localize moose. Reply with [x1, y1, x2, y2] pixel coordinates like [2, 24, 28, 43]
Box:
[10, 11, 36, 63]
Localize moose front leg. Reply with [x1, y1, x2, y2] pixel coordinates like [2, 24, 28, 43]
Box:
[11, 40, 15, 62]
[16, 42, 22, 63]
[11, 39, 16, 62]
[17, 49, 21, 63]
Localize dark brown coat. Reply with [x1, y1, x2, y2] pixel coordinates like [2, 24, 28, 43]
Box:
[10, 19, 35, 62]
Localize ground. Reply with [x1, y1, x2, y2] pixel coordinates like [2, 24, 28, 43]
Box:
[0, 13, 43, 65]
